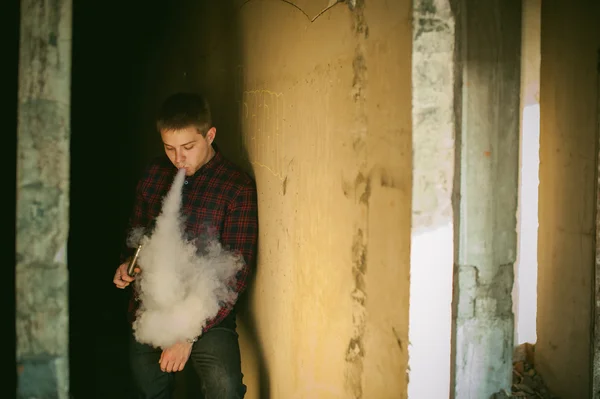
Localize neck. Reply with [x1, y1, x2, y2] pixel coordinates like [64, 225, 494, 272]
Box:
[206, 144, 216, 164]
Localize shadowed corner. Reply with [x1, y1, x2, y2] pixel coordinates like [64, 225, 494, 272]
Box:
[236, 283, 271, 399]
[218, 2, 268, 397]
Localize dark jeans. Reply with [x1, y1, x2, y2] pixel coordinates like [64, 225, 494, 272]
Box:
[129, 313, 247, 399]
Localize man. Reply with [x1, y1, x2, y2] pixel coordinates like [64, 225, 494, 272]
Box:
[113, 92, 258, 398]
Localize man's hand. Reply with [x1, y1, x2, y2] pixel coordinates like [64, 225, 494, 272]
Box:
[113, 261, 140, 289]
[159, 341, 194, 373]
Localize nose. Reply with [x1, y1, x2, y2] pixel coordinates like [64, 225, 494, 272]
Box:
[175, 150, 185, 165]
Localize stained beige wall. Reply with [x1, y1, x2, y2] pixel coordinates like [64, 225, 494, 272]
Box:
[131, 1, 412, 398]
[537, 2, 600, 398]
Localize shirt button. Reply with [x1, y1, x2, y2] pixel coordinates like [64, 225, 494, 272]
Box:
[184, 180, 189, 185]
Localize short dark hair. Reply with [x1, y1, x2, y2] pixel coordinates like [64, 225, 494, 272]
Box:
[156, 92, 212, 136]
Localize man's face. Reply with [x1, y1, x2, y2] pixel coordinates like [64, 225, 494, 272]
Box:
[160, 125, 216, 176]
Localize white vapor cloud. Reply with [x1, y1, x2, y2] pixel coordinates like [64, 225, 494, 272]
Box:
[129, 168, 244, 349]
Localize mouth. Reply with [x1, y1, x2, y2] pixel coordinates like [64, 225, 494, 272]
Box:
[178, 166, 192, 176]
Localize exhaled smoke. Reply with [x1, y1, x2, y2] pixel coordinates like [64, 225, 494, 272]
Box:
[130, 168, 244, 349]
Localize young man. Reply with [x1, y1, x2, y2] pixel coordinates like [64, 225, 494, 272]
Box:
[113, 92, 258, 398]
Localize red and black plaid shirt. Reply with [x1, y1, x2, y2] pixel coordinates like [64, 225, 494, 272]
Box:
[121, 145, 258, 334]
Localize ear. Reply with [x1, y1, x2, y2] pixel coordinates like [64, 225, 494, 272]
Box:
[206, 127, 216, 144]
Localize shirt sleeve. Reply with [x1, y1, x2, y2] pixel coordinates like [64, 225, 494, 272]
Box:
[202, 182, 258, 333]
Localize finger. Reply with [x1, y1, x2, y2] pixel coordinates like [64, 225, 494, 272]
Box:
[177, 360, 185, 372]
[165, 360, 175, 373]
[160, 354, 173, 372]
[117, 265, 128, 277]
[118, 264, 133, 277]
[113, 274, 129, 288]
[172, 359, 183, 373]
[113, 277, 126, 288]
[170, 361, 178, 373]
[120, 273, 136, 283]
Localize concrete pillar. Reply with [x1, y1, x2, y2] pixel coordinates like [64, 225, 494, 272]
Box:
[16, 1, 72, 398]
[451, 0, 521, 397]
[409, 0, 456, 398]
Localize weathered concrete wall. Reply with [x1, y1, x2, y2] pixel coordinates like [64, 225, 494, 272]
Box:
[537, 1, 600, 398]
[16, 0, 72, 398]
[409, 0, 456, 398]
[451, 1, 521, 397]
[128, 1, 412, 398]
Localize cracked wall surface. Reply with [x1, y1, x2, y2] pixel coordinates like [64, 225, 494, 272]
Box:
[127, 1, 412, 398]
[16, 1, 72, 398]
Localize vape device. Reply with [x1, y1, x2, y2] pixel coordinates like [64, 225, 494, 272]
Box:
[127, 244, 143, 277]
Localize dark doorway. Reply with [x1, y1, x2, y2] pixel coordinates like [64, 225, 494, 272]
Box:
[69, 1, 170, 397]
